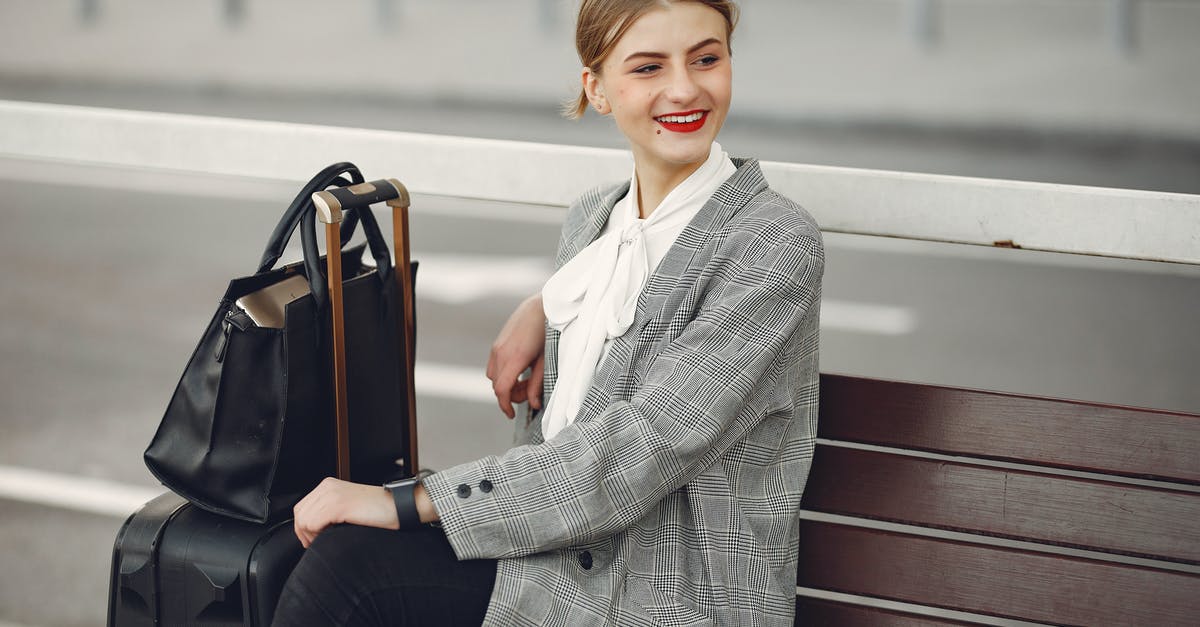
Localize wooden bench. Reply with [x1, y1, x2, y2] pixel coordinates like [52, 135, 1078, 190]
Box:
[795, 374, 1200, 625]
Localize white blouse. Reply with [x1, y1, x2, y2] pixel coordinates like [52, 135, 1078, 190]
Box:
[540, 142, 737, 440]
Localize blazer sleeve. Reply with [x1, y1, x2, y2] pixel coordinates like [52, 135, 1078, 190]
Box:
[421, 229, 823, 561]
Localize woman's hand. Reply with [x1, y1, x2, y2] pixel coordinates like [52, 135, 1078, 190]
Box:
[486, 293, 547, 419]
[293, 477, 398, 548]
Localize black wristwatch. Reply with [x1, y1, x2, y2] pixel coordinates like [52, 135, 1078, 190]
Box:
[383, 473, 426, 531]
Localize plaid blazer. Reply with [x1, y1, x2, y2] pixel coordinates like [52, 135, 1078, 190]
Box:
[422, 158, 823, 626]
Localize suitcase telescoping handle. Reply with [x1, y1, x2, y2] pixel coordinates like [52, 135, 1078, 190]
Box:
[313, 178, 418, 481]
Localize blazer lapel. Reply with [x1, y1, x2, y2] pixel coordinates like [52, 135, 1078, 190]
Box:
[555, 181, 630, 269]
[627, 158, 769, 328]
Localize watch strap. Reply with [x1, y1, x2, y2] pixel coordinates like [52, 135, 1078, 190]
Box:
[388, 480, 422, 530]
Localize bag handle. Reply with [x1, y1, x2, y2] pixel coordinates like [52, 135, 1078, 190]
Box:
[300, 190, 394, 311]
[255, 162, 365, 274]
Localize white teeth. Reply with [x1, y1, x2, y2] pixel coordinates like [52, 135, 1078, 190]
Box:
[656, 112, 704, 123]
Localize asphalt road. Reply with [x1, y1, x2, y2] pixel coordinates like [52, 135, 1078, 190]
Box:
[0, 154, 1197, 625]
[3, 1, 1199, 622]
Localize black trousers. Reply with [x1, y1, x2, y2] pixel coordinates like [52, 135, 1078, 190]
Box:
[272, 524, 498, 627]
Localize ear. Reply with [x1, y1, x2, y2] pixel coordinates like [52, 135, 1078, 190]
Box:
[582, 67, 611, 115]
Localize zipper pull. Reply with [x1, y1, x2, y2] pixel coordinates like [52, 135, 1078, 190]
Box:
[215, 307, 256, 363]
[215, 318, 233, 363]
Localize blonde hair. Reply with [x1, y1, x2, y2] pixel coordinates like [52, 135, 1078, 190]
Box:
[565, 0, 739, 119]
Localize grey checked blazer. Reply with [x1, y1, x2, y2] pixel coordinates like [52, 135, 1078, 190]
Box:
[422, 158, 823, 626]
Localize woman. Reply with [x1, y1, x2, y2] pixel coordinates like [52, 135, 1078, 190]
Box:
[274, 1, 823, 625]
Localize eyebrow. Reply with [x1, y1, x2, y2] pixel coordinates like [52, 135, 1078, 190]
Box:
[622, 37, 723, 63]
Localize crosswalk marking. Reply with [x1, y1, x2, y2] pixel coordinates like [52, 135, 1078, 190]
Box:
[0, 465, 161, 519]
[412, 253, 917, 335]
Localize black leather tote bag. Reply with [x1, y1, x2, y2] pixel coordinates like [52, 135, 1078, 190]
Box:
[145, 162, 415, 523]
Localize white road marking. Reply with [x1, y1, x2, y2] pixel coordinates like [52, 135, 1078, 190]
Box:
[416, 361, 495, 404]
[0, 363, 494, 518]
[413, 253, 917, 335]
[0, 465, 162, 519]
[411, 197, 566, 224]
[5, 363, 956, 520]
[413, 253, 550, 304]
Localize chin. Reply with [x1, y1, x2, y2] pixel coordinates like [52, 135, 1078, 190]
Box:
[659, 140, 715, 166]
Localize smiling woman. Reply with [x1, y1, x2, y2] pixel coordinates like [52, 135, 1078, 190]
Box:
[575, 1, 736, 215]
[273, 2, 825, 626]
[582, 3, 732, 216]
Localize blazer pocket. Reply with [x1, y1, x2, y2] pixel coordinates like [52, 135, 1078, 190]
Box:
[624, 576, 716, 627]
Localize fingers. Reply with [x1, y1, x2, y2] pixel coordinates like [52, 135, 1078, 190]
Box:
[492, 374, 516, 419]
[490, 345, 534, 419]
[293, 517, 307, 548]
[294, 502, 316, 548]
[291, 478, 401, 549]
[485, 343, 499, 382]
[487, 294, 548, 420]
[528, 354, 545, 411]
[293, 486, 314, 547]
[510, 378, 529, 404]
[490, 358, 546, 419]
[292, 477, 341, 548]
[489, 337, 520, 419]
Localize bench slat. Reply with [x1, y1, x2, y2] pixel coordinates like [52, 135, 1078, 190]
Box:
[797, 521, 1200, 625]
[794, 597, 976, 626]
[801, 445, 1200, 564]
[818, 374, 1200, 484]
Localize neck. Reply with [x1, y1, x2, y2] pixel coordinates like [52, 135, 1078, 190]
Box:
[633, 156, 707, 220]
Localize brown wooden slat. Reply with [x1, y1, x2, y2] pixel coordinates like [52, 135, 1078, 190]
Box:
[818, 374, 1200, 484]
[801, 445, 1200, 564]
[794, 597, 976, 626]
[797, 520, 1200, 625]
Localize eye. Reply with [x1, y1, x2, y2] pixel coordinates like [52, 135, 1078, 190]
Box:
[694, 54, 720, 67]
[632, 63, 661, 75]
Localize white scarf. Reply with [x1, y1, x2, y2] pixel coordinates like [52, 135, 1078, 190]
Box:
[540, 142, 737, 440]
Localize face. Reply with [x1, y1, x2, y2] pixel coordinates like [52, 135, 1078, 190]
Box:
[583, 2, 732, 179]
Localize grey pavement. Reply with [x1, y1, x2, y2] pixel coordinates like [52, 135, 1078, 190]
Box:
[1, 159, 1198, 626]
[1, 1, 1199, 624]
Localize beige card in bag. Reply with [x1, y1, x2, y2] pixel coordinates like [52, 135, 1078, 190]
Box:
[234, 274, 310, 329]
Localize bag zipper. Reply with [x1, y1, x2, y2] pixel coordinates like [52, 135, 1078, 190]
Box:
[215, 307, 255, 363]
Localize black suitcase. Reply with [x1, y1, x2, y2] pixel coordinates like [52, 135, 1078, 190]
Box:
[107, 492, 302, 626]
[107, 175, 420, 626]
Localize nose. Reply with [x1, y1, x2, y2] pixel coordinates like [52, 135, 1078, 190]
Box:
[664, 66, 700, 104]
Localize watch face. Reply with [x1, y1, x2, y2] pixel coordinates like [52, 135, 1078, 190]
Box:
[384, 469, 433, 489]
[384, 476, 419, 489]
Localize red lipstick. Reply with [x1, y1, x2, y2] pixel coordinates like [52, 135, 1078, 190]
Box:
[655, 110, 708, 133]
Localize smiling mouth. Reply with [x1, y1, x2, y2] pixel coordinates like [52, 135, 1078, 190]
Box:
[654, 110, 708, 133]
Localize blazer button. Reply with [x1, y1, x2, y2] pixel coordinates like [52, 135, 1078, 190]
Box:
[456, 483, 472, 498]
[578, 550, 593, 570]
[479, 479, 493, 493]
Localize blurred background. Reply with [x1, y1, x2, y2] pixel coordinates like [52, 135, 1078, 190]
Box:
[0, 1, 1198, 625]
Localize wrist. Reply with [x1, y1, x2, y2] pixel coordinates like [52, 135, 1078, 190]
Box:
[525, 292, 545, 318]
[414, 483, 439, 524]
[383, 476, 423, 530]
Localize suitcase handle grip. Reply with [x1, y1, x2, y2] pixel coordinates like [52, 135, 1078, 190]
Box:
[299, 189, 394, 312]
[312, 178, 410, 224]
